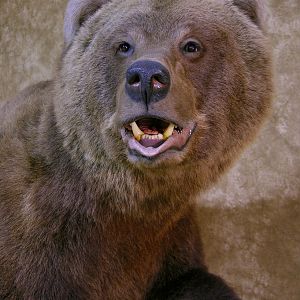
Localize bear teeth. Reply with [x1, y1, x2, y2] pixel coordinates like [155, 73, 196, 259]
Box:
[163, 123, 175, 140]
[141, 134, 164, 140]
[130, 121, 144, 141]
[130, 121, 175, 142]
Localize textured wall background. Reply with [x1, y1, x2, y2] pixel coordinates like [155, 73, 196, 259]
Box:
[0, 0, 299, 299]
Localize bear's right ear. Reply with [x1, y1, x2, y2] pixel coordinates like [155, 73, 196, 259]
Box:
[64, 0, 110, 47]
[232, 0, 265, 28]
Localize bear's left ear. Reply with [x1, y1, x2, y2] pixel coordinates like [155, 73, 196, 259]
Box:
[64, 0, 110, 47]
[232, 0, 264, 28]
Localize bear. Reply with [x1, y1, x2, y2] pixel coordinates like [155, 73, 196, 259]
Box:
[0, 0, 272, 299]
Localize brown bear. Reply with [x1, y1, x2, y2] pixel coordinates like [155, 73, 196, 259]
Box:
[0, 0, 272, 299]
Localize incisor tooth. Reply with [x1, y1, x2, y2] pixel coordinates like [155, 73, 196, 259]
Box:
[163, 123, 175, 139]
[130, 122, 144, 141]
[141, 134, 164, 140]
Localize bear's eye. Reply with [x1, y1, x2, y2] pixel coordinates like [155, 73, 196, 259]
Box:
[181, 39, 205, 59]
[183, 41, 201, 53]
[117, 42, 134, 57]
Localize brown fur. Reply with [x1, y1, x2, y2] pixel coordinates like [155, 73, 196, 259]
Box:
[0, 0, 272, 299]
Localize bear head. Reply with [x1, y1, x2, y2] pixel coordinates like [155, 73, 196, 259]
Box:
[54, 0, 272, 210]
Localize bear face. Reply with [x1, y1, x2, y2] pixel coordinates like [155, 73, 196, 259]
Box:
[56, 0, 272, 192]
[51, 0, 273, 217]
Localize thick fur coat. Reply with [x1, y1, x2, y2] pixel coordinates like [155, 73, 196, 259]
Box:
[0, 0, 272, 299]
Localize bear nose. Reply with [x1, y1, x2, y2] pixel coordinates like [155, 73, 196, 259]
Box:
[125, 60, 170, 105]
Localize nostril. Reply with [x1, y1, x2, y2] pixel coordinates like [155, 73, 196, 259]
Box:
[152, 73, 169, 88]
[153, 75, 164, 84]
[128, 74, 141, 86]
[152, 76, 166, 90]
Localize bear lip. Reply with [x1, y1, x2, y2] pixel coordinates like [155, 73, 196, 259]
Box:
[121, 119, 196, 159]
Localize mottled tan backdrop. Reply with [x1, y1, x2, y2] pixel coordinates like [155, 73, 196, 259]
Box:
[0, 1, 299, 299]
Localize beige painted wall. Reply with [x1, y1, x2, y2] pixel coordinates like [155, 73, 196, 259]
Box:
[0, 1, 299, 299]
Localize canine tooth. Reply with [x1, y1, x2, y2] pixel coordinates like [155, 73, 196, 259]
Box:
[163, 123, 175, 139]
[130, 122, 144, 141]
[158, 134, 163, 140]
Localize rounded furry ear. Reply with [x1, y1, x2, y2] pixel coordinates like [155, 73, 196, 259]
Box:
[232, 0, 264, 28]
[64, 0, 110, 47]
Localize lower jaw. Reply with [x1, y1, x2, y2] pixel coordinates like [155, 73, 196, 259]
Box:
[127, 148, 186, 169]
[128, 147, 179, 160]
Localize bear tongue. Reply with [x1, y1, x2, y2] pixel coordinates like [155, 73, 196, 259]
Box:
[137, 119, 162, 135]
[139, 138, 164, 148]
[142, 128, 159, 135]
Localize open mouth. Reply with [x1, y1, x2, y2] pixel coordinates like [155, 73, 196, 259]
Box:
[122, 117, 195, 159]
